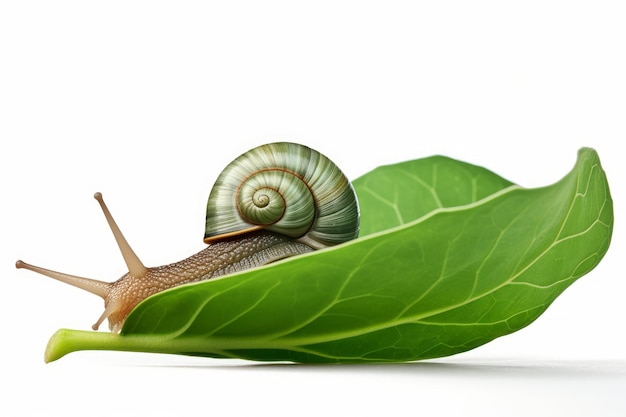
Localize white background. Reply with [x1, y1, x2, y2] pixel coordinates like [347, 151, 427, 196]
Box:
[1, 1, 624, 416]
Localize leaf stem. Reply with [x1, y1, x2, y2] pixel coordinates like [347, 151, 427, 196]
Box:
[45, 329, 249, 363]
[45, 329, 205, 363]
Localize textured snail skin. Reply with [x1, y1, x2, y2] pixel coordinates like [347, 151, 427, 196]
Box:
[102, 231, 313, 332]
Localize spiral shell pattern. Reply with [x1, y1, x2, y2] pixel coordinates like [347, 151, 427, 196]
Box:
[204, 142, 359, 248]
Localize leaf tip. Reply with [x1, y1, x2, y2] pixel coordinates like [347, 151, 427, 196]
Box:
[577, 146, 599, 160]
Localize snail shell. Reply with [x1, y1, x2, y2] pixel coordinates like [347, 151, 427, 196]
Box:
[204, 142, 360, 249]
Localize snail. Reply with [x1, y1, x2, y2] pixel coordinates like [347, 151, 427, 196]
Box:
[16, 142, 360, 333]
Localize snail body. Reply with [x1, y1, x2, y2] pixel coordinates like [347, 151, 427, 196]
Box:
[16, 142, 359, 333]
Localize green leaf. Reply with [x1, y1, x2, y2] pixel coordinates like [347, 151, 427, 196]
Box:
[45, 148, 613, 363]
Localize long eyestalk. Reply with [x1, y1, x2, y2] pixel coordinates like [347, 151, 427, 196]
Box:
[94, 192, 147, 279]
[15, 260, 109, 298]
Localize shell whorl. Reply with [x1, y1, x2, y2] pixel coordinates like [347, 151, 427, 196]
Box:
[204, 142, 359, 248]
